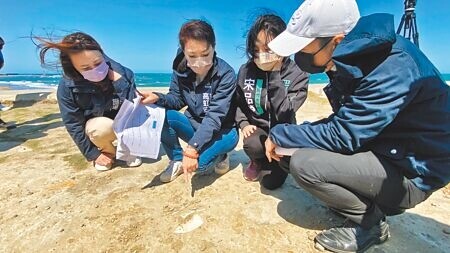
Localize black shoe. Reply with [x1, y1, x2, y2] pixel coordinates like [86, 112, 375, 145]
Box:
[261, 166, 288, 190]
[315, 218, 390, 253]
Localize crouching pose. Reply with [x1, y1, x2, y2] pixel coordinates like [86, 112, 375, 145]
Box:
[140, 20, 239, 183]
[39, 32, 142, 171]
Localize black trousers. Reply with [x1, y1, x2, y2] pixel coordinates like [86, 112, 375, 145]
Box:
[284, 148, 431, 229]
[243, 127, 277, 167]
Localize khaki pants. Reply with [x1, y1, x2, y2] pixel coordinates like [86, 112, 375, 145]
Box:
[85, 117, 116, 156]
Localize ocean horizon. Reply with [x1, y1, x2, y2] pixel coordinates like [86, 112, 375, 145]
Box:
[1, 72, 450, 90]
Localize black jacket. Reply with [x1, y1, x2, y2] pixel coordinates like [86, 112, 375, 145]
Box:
[235, 58, 309, 131]
[155, 50, 237, 152]
[57, 57, 136, 161]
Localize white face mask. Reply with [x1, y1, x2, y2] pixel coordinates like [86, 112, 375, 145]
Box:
[254, 52, 281, 64]
[187, 56, 213, 68]
[254, 52, 281, 71]
[186, 51, 214, 75]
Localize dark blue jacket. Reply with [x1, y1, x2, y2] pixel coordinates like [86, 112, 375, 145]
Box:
[57, 57, 136, 161]
[0, 50, 4, 69]
[270, 14, 450, 192]
[155, 50, 237, 152]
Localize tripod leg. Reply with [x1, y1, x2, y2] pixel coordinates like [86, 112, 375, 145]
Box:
[397, 14, 406, 34]
[412, 16, 419, 47]
[408, 18, 413, 40]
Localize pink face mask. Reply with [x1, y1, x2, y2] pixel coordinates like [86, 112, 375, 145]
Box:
[80, 60, 109, 82]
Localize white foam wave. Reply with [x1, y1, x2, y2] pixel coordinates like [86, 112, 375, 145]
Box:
[0, 80, 57, 89]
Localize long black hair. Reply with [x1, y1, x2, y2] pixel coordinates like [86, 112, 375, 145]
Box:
[246, 14, 286, 59]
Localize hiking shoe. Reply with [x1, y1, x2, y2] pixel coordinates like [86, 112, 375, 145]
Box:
[94, 162, 112, 172]
[214, 154, 230, 175]
[243, 160, 260, 181]
[315, 218, 390, 253]
[160, 161, 183, 183]
[126, 156, 142, 167]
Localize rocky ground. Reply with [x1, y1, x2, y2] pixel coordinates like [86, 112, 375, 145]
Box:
[0, 88, 449, 252]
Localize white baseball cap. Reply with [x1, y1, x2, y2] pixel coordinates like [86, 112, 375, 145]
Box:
[269, 0, 360, 56]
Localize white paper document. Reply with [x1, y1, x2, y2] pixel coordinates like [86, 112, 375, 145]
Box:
[275, 146, 300, 156]
[113, 96, 165, 160]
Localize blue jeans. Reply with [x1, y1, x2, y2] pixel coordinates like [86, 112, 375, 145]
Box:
[160, 110, 239, 172]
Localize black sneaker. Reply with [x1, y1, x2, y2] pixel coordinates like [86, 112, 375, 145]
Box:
[261, 165, 288, 190]
[315, 218, 390, 253]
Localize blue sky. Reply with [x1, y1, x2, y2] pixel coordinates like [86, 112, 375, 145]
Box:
[1, 0, 449, 73]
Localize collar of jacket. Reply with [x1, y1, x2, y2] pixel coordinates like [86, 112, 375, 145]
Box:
[331, 13, 397, 80]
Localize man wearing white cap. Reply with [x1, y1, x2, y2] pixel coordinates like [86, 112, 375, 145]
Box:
[265, 0, 450, 252]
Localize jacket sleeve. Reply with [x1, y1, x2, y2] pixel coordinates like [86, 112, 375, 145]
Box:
[125, 70, 137, 101]
[234, 68, 250, 129]
[57, 80, 101, 161]
[0, 50, 4, 69]
[188, 69, 237, 152]
[269, 52, 420, 154]
[154, 72, 186, 110]
[268, 68, 309, 124]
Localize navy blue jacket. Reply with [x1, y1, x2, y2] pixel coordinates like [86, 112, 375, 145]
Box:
[155, 50, 237, 152]
[57, 57, 136, 161]
[0, 50, 4, 69]
[270, 14, 450, 192]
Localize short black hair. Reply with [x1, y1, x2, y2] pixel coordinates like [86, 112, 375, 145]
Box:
[246, 14, 286, 59]
[0, 37, 4, 49]
[179, 20, 216, 50]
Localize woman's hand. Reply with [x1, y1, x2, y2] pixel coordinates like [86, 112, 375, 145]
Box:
[139, 90, 160, 104]
[182, 146, 199, 181]
[182, 156, 199, 174]
[95, 153, 114, 166]
[242, 125, 257, 138]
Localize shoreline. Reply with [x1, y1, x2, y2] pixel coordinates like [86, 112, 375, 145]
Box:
[0, 85, 329, 103]
[2, 81, 450, 102]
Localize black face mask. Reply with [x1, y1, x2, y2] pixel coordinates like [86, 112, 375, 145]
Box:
[294, 38, 333, 74]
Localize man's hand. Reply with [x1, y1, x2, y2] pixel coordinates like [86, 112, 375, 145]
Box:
[242, 125, 257, 138]
[139, 91, 160, 104]
[95, 153, 114, 166]
[265, 137, 283, 162]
